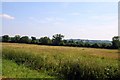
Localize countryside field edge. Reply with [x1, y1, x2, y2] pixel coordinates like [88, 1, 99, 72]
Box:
[1, 42, 120, 80]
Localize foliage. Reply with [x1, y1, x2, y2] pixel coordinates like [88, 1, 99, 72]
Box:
[19, 36, 30, 43]
[10, 35, 21, 43]
[112, 36, 120, 49]
[39, 37, 51, 45]
[2, 35, 10, 42]
[52, 34, 64, 46]
[31, 36, 37, 44]
[2, 43, 120, 79]
[2, 59, 54, 78]
[1, 34, 120, 49]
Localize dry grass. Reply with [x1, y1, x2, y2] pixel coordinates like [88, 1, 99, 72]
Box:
[2, 42, 120, 79]
[2, 42, 118, 59]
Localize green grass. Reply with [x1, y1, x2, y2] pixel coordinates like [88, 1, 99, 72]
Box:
[2, 43, 120, 80]
[2, 59, 55, 78]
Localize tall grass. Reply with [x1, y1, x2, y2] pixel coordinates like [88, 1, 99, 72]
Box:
[2, 43, 120, 80]
[2, 59, 54, 78]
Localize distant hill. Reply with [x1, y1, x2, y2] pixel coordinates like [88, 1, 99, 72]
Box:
[66, 39, 112, 44]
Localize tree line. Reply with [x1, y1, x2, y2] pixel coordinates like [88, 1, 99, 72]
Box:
[1, 34, 120, 49]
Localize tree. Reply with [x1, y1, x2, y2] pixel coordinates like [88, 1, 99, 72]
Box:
[101, 43, 112, 49]
[92, 43, 101, 48]
[62, 40, 67, 46]
[78, 41, 84, 47]
[0, 36, 2, 42]
[14, 35, 20, 43]
[112, 36, 120, 49]
[9, 35, 20, 43]
[2, 35, 10, 42]
[10, 37, 15, 42]
[8, 35, 20, 43]
[67, 40, 76, 47]
[52, 34, 64, 46]
[84, 42, 91, 47]
[39, 36, 51, 45]
[19, 36, 30, 43]
[31, 36, 37, 44]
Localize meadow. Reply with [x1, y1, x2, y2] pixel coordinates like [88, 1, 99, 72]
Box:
[2, 43, 120, 80]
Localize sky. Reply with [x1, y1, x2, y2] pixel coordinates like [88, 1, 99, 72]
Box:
[1, 0, 119, 2]
[1, 2, 118, 40]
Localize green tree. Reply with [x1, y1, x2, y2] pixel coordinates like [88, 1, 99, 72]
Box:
[101, 43, 112, 49]
[84, 42, 91, 47]
[112, 36, 120, 49]
[39, 36, 51, 45]
[52, 34, 64, 46]
[9, 35, 20, 43]
[92, 43, 101, 48]
[77, 41, 84, 47]
[14, 35, 20, 43]
[62, 40, 67, 46]
[31, 36, 37, 44]
[19, 36, 30, 43]
[2, 35, 10, 42]
[0, 36, 2, 42]
[67, 40, 76, 47]
[10, 37, 15, 42]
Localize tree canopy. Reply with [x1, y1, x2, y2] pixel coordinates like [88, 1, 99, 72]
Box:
[52, 34, 64, 46]
[112, 36, 120, 49]
[1, 34, 119, 49]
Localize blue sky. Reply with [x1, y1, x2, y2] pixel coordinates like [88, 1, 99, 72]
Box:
[1, 2, 118, 40]
[1, 0, 119, 2]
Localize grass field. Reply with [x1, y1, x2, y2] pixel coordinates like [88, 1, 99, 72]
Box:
[2, 43, 120, 80]
[2, 59, 54, 78]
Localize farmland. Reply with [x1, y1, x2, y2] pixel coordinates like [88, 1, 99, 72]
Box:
[2, 59, 54, 78]
[2, 43, 120, 80]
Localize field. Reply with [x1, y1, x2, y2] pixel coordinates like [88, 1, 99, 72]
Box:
[1, 43, 120, 80]
[2, 59, 54, 78]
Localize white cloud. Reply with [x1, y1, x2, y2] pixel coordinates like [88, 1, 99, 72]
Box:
[91, 15, 117, 21]
[45, 17, 65, 21]
[45, 17, 54, 21]
[29, 17, 48, 24]
[0, 13, 15, 20]
[69, 12, 80, 16]
[53, 22, 63, 25]
[29, 17, 65, 25]
[55, 17, 65, 21]
[29, 17, 46, 23]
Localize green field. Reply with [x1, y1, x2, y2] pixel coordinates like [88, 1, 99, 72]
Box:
[2, 59, 54, 78]
[1, 43, 120, 80]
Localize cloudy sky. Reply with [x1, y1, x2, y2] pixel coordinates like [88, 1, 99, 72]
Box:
[1, 2, 118, 40]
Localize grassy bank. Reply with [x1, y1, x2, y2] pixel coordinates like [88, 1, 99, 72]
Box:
[2, 59, 54, 78]
[2, 43, 120, 80]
